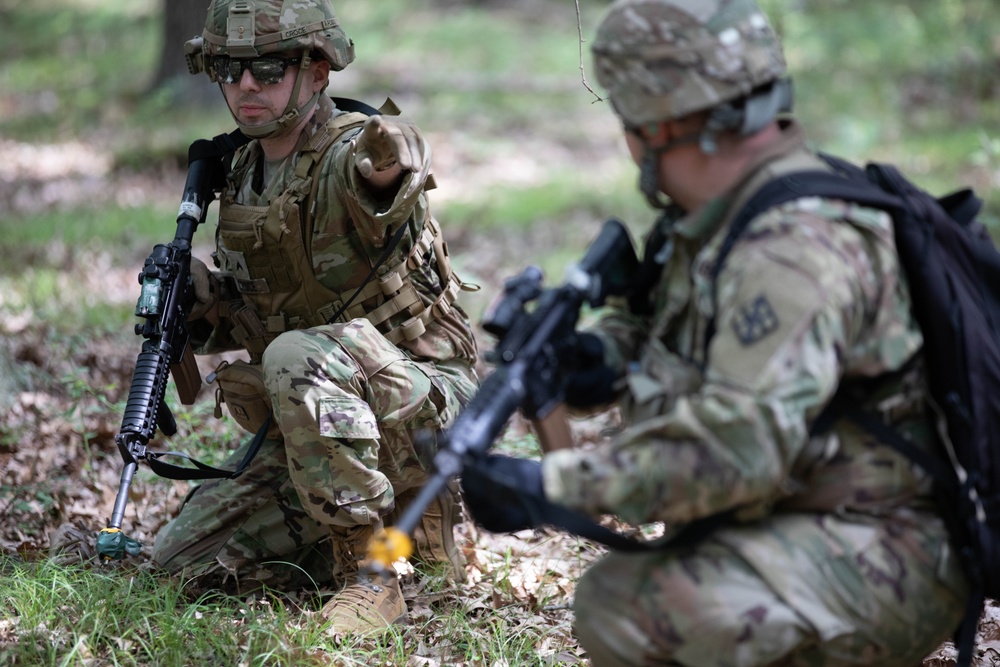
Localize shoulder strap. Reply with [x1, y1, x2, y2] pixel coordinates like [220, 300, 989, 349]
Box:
[629, 209, 677, 316]
[330, 96, 386, 117]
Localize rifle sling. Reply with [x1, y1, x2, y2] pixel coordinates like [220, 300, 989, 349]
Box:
[523, 491, 730, 553]
[144, 413, 272, 481]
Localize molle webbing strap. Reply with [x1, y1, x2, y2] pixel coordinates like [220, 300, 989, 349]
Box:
[263, 139, 324, 240]
[229, 301, 270, 360]
[317, 215, 467, 343]
[321, 221, 410, 326]
[365, 284, 423, 327]
[388, 269, 465, 344]
[384, 216, 468, 344]
[317, 220, 431, 321]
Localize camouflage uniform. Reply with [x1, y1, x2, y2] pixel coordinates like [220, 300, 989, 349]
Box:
[538, 1, 969, 664]
[152, 1, 478, 602]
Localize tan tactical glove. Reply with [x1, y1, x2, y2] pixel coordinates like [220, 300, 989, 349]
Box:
[353, 115, 432, 190]
[188, 257, 220, 322]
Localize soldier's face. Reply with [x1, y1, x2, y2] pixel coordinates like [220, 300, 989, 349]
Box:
[221, 53, 328, 128]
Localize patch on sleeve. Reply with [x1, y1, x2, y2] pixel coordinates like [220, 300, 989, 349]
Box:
[731, 294, 780, 346]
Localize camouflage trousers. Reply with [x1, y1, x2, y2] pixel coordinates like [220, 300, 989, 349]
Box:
[151, 319, 477, 590]
[573, 509, 968, 667]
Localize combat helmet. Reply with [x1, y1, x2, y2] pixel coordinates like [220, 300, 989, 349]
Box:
[186, 0, 356, 139]
[592, 0, 792, 205]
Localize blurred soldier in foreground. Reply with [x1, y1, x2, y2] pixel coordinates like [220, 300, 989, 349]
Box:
[152, 0, 478, 633]
[462, 0, 968, 664]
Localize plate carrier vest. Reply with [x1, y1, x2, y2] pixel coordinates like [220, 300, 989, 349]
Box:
[214, 104, 470, 362]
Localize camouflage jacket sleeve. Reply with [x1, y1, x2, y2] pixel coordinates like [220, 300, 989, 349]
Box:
[542, 198, 922, 526]
[324, 126, 432, 248]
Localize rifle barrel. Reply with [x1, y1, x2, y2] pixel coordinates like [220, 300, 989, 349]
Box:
[107, 461, 137, 531]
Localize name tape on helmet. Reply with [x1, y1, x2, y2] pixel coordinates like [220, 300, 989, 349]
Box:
[279, 18, 341, 42]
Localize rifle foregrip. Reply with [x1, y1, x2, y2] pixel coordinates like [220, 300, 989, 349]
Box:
[121, 348, 172, 441]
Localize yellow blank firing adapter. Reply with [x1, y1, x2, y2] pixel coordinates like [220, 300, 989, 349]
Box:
[369, 527, 414, 568]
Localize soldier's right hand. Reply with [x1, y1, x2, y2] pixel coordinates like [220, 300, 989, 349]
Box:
[561, 332, 618, 409]
[189, 257, 220, 322]
[353, 115, 431, 190]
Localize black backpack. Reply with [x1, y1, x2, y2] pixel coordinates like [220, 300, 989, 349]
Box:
[714, 155, 1000, 667]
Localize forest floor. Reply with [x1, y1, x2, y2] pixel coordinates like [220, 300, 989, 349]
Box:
[2, 112, 1000, 667]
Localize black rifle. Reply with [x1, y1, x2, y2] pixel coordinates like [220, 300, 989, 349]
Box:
[96, 131, 246, 562]
[371, 218, 638, 565]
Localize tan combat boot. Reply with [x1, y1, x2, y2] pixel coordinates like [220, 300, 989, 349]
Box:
[388, 480, 467, 583]
[320, 523, 407, 633]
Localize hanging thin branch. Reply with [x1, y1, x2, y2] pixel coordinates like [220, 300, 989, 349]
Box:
[576, 0, 604, 103]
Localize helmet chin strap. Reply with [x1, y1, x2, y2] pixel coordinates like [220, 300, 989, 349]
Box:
[638, 132, 700, 210]
[229, 51, 323, 140]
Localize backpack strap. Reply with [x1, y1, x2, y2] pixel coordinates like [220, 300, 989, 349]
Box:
[937, 188, 983, 227]
[811, 394, 958, 493]
[330, 96, 393, 117]
[629, 209, 679, 316]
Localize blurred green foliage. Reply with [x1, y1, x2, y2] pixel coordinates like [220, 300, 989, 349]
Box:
[760, 0, 1000, 182]
[0, 0, 997, 242]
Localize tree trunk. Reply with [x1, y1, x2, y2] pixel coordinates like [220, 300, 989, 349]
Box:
[150, 0, 217, 107]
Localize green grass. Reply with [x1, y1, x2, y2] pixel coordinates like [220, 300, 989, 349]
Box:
[0, 261, 136, 332]
[1, 557, 364, 666]
[0, 552, 580, 667]
[0, 204, 194, 328]
[443, 172, 646, 232]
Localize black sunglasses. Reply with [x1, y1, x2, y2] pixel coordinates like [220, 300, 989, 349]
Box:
[209, 55, 302, 85]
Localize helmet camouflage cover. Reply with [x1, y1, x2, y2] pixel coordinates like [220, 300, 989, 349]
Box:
[201, 0, 355, 71]
[592, 0, 787, 127]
